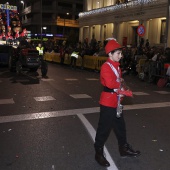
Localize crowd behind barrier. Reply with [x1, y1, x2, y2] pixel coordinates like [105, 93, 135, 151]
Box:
[43, 38, 170, 88]
[44, 52, 107, 71]
[2, 36, 168, 87]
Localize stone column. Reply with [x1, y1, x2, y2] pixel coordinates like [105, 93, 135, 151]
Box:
[112, 22, 119, 40]
[143, 20, 149, 41]
[166, 0, 170, 47]
[100, 24, 104, 42]
[79, 27, 83, 42]
[89, 26, 93, 43]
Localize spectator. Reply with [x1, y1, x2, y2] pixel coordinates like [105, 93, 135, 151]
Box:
[145, 39, 150, 49]
[59, 45, 66, 65]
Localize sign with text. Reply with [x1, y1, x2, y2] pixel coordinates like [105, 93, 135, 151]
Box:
[0, 4, 17, 11]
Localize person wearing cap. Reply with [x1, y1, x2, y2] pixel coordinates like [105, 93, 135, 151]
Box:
[94, 39, 141, 167]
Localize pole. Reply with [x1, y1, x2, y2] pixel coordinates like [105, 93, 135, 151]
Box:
[63, 13, 69, 38]
[6, 2, 10, 27]
[40, 0, 42, 44]
[63, 18, 65, 38]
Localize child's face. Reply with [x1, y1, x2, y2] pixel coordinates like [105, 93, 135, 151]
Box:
[110, 50, 123, 62]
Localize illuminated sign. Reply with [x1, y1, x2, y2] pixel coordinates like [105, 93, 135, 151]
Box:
[0, 3, 18, 27]
[0, 4, 17, 11]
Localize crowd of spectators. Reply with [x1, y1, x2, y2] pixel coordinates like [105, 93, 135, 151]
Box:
[22, 37, 170, 86]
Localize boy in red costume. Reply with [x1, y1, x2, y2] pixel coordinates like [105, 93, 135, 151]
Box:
[94, 39, 141, 167]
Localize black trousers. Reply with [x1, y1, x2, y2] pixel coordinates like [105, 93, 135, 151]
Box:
[94, 105, 127, 149]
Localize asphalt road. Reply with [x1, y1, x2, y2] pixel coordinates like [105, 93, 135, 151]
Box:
[0, 63, 170, 170]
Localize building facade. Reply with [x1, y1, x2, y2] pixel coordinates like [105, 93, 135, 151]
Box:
[17, 0, 83, 40]
[79, 0, 170, 47]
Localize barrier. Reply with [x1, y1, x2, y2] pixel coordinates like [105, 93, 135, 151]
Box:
[83, 55, 97, 70]
[95, 57, 107, 71]
[44, 52, 53, 62]
[52, 53, 60, 63]
[44, 52, 107, 71]
[76, 56, 83, 67]
[136, 58, 147, 74]
[64, 54, 71, 65]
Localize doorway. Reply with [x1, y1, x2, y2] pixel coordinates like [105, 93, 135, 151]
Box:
[132, 26, 138, 47]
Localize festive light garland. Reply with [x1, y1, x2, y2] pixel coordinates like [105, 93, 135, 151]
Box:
[79, 0, 161, 18]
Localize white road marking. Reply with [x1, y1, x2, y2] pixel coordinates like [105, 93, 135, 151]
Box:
[0, 102, 170, 124]
[0, 98, 14, 104]
[77, 114, 118, 170]
[154, 91, 170, 94]
[41, 78, 54, 81]
[0, 107, 99, 123]
[86, 78, 99, 80]
[124, 102, 170, 110]
[65, 79, 78, 81]
[70, 94, 92, 99]
[132, 92, 149, 95]
[0, 101, 170, 170]
[34, 96, 56, 101]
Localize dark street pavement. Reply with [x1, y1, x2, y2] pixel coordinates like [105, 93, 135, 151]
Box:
[0, 63, 170, 170]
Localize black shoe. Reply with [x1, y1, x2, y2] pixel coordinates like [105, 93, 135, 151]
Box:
[95, 148, 110, 167]
[119, 144, 141, 158]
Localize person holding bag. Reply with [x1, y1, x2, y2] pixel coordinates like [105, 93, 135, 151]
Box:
[94, 39, 141, 167]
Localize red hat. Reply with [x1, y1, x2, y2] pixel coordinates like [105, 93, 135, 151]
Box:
[105, 39, 122, 54]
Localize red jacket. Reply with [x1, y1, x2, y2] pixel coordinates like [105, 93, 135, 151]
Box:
[99, 58, 121, 108]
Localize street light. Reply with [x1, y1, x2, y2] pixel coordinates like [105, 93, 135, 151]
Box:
[20, 1, 24, 8]
[63, 12, 69, 38]
[43, 27, 47, 35]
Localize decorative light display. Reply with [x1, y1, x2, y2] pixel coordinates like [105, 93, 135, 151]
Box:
[79, 0, 159, 18]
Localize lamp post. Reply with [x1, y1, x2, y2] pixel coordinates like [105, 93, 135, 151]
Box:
[63, 12, 69, 38]
[19, 1, 24, 21]
[40, 0, 42, 44]
[20, 1, 24, 6]
[43, 27, 47, 36]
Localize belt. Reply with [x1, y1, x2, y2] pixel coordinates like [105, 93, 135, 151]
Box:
[103, 86, 115, 93]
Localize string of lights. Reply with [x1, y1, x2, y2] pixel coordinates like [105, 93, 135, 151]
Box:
[79, 0, 164, 18]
